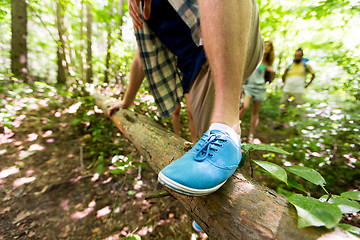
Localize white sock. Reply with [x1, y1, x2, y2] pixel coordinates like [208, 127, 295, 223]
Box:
[209, 123, 240, 147]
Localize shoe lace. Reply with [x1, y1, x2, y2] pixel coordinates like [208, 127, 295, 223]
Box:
[194, 133, 227, 161]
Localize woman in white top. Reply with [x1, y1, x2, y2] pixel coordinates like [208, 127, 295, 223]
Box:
[239, 40, 275, 142]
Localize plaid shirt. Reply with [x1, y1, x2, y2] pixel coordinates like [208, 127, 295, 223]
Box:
[135, 0, 201, 118]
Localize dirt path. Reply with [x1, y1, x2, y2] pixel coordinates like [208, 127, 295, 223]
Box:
[0, 95, 206, 240]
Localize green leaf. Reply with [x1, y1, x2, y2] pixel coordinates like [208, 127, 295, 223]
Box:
[121, 234, 141, 240]
[286, 166, 326, 186]
[337, 223, 360, 237]
[115, 161, 127, 167]
[242, 143, 290, 155]
[132, 162, 145, 167]
[289, 194, 342, 229]
[341, 191, 360, 201]
[319, 195, 360, 214]
[110, 169, 125, 174]
[72, 118, 81, 125]
[97, 164, 103, 175]
[241, 143, 253, 152]
[287, 178, 307, 194]
[239, 151, 247, 168]
[253, 160, 287, 184]
[127, 154, 133, 162]
[127, 190, 136, 196]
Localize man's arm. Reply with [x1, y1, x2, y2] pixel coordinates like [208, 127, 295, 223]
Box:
[305, 72, 315, 88]
[108, 49, 145, 117]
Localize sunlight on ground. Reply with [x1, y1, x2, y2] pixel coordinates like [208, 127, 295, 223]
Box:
[26, 133, 38, 142]
[0, 127, 14, 144]
[28, 143, 44, 151]
[71, 200, 96, 219]
[91, 173, 100, 182]
[96, 206, 111, 218]
[0, 167, 19, 179]
[42, 130, 52, 138]
[12, 176, 36, 187]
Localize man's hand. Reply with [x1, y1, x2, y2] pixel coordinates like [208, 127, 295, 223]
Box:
[128, 0, 152, 31]
[107, 101, 128, 117]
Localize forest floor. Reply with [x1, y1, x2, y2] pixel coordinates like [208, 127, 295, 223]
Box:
[0, 83, 359, 239]
[0, 87, 208, 240]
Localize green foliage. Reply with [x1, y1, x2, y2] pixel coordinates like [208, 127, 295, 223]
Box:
[319, 195, 360, 214]
[244, 143, 359, 231]
[338, 223, 360, 237]
[289, 194, 342, 229]
[242, 143, 290, 155]
[285, 166, 326, 187]
[253, 160, 287, 184]
[341, 191, 360, 201]
[121, 234, 141, 240]
[72, 94, 116, 173]
[110, 154, 136, 174]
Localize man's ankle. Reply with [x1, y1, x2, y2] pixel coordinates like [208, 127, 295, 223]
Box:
[209, 123, 240, 147]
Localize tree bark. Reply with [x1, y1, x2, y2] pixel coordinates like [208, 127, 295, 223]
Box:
[92, 93, 358, 240]
[56, 1, 68, 84]
[86, 2, 93, 83]
[104, 0, 114, 83]
[11, 0, 28, 81]
[80, 0, 86, 81]
[118, 0, 125, 40]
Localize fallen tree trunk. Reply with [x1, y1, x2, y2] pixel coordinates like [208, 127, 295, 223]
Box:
[93, 92, 358, 240]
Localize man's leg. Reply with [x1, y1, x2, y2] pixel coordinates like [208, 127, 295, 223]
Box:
[293, 92, 303, 107]
[184, 94, 198, 143]
[172, 103, 181, 136]
[199, 0, 256, 133]
[158, 0, 262, 196]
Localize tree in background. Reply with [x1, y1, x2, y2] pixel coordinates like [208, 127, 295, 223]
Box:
[11, 0, 28, 81]
[56, 0, 68, 84]
[86, 2, 93, 83]
[80, 0, 86, 81]
[104, 0, 114, 83]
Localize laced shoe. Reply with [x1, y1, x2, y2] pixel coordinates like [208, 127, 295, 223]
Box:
[158, 129, 241, 196]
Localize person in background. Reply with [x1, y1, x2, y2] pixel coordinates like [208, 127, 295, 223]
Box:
[239, 40, 275, 142]
[280, 48, 315, 112]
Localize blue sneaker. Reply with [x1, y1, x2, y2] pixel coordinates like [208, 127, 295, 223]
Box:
[192, 221, 203, 232]
[158, 129, 241, 196]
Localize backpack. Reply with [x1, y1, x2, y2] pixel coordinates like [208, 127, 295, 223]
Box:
[285, 57, 309, 75]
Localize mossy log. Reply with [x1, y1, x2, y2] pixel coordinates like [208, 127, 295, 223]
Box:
[93, 92, 358, 240]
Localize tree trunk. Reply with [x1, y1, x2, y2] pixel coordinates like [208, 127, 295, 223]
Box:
[104, 0, 114, 83]
[11, 0, 28, 81]
[80, 0, 86, 81]
[118, 0, 125, 40]
[92, 92, 358, 240]
[86, 2, 93, 83]
[56, 1, 68, 84]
